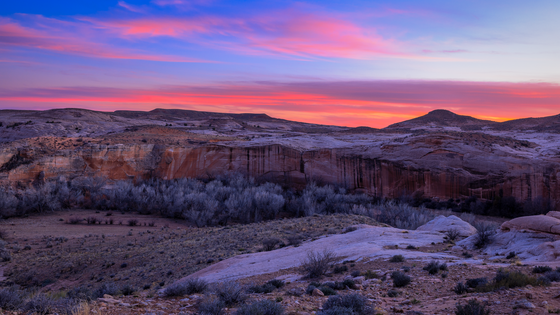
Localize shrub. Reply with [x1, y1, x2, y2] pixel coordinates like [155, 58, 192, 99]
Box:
[477, 269, 545, 292]
[0, 249, 11, 262]
[506, 251, 516, 259]
[319, 294, 372, 315]
[544, 271, 560, 282]
[387, 289, 399, 297]
[287, 235, 303, 246]
[266, 279, 285, 289]
[406, 245, 417, 250]
[473, 223, 496, 249]
[455, 299, 490, 315]
[319, 286, 338, 296]
[127, 219, 139, 227]
[23, 294, 55, 315]
[120, 284, 136, 296]
[248, 283, 276, 294]
[198, 296, 225, 315]
[466, 278, 487, 289]
[263, 238, 281, 251]
[215, 281, 247, 306]
[234, 299, 284, 315]
[389, 255, 405, 263]
[334, 265, 348, 274]
[164, 278, 208, 297]
[67, 217, 81, 224]
[454, 282, 468, 294]
[445, 229, 461, 242]
[363, 270, 378, 280]
[391, 271, 411, 287]
[86, 217, 98, 225]
[300, 250, 339, 279]
[94, 282, 120, 298]
[0, 288, 23, 310]
[351, 270, 361, 277]
[532, 265, 552, 274]
[423, 261, 447, 275]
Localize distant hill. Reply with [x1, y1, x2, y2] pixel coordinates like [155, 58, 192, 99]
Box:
[385, 109, 496, 130]
[493, 114, 560, 132]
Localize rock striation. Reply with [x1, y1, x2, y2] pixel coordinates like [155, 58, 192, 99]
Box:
[1, 108, 560, 209]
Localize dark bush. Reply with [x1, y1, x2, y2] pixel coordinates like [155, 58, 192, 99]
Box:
[351, 270, 361, 277]
[127, 219, 139, 227]
[234, 299, 284, 315]
[391, 271, 411, 287]
[263, 238, 281, 251]
[86, 217, 98, 225]
[506, 251, 516, 259]
[334, 265, 348, 274]
[120, 284, 136, 296]
[477, 269, 544, 292]
[266, 279, 285, 289]
[23, 294, 55, 315]
[67, 217, 81, 224]
[0, 288, 24, 310]
[300, 250, 339, 279]
[387, 289, 399, 297]
[94, 282, 119, 298]
[320, 294, 372, 315]
[544, 271, 560, 282]
[532, 265, 552, 274]
[198, 296, 225, 315]
[454, 282, 468, 295]
[164, 278, 208, 297]
[319, 286, 338, 296]
[215, 281, 247, 306]
[406, 245, 417, 250]
[466, 278, 487, 289]
[287, 235, 303, 246]
[363, 270, 378, 280]
[473, 224, 495, 249]
[455, 299, 490, 315]
[248, 283, 276, 294]
[445, 229, 461, 242]
[389, 255, 405, 263]
[423, 261, 447, 275]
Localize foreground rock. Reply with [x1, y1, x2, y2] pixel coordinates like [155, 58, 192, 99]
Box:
[177, 224, 453, 284]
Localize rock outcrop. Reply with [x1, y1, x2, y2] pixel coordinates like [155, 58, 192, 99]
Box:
[416, 215, 477, 237]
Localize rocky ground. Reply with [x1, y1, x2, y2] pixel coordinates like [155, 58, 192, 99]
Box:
[3, 211, 560, 314]
[0, 211, 382, 292]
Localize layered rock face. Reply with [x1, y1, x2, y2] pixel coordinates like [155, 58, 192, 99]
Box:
[2, 140, 559, 210]
[2, 108, 560, 209]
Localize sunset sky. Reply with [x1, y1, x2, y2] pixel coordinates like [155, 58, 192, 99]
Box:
[1, 0, 559, 127]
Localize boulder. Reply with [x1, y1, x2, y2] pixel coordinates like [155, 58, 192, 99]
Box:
[501, 214, 560, 234]
[416, 215, 477, 237]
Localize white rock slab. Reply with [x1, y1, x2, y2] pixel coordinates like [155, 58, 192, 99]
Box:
[176, 225, 454, 284]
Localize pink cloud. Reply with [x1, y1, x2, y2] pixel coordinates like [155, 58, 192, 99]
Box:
[0, 17, 210, 62]
[85, 8, 413, 60]
[1, 80, 559, 127]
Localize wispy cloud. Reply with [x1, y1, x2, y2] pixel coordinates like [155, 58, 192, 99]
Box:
[0, 16, 211, 62]
[117, 1, 146, 14]
[84, 7, 423, 60]
[1, 80, 559, 127]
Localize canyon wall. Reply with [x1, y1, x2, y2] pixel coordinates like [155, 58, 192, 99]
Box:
[1, 143, 559, 209]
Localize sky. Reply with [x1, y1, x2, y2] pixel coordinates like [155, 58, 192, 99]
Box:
[1, 0, 559, 127]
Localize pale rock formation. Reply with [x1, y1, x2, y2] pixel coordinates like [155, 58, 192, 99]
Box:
[175, 225, 455, 284]
[416, 215, 477, 237]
